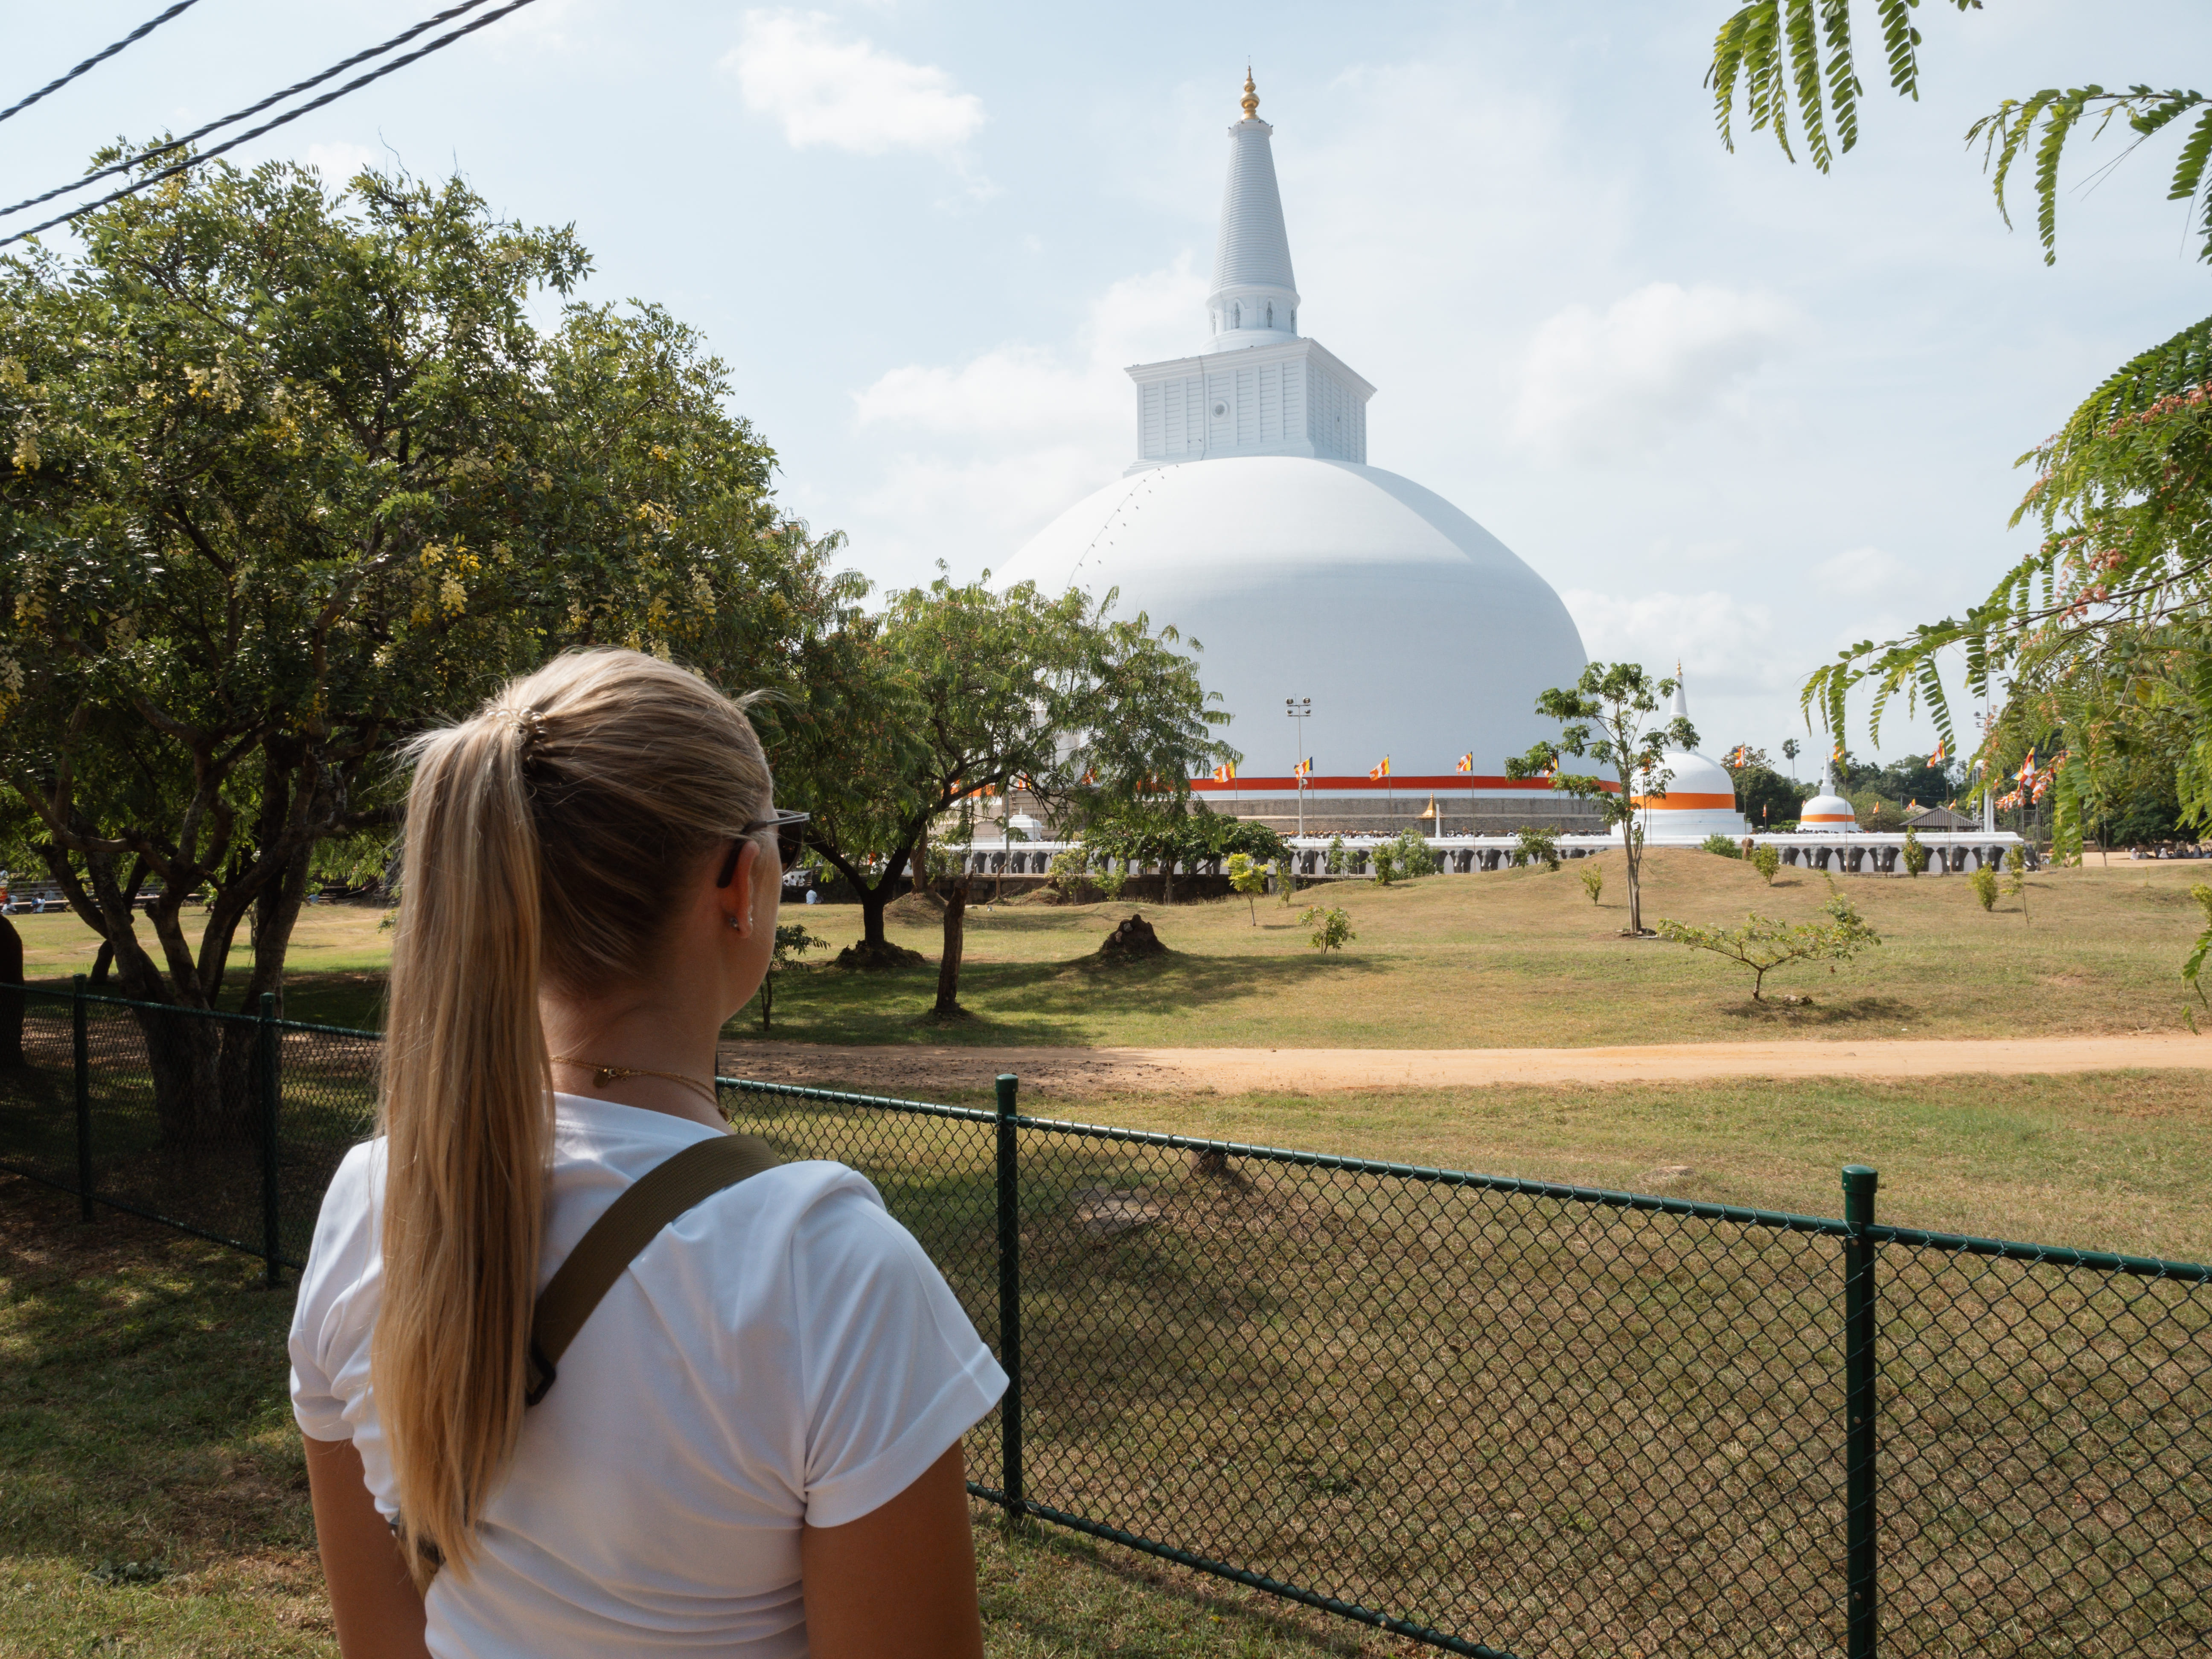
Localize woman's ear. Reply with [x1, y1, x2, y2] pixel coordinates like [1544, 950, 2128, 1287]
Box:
[721, 841, 761, 937]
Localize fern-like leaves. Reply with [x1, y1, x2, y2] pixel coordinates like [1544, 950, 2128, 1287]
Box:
[1709, 0, 1978, 168]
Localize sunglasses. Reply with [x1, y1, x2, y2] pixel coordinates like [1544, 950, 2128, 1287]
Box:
[716, 809, 811, 887]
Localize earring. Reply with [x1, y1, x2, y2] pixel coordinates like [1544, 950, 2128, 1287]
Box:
[727, 914, 742, 930]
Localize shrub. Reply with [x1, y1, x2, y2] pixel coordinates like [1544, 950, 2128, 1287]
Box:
[1654, 882, 1881, 1001]
[2004, 844, 2030, 922]
[1970, 866, 1999, 911]
[1300, 904, 1355, 952]
[1751, 844, 1781, 885]
[1580, 864, 1604, 905]
[1392, 827, 1439, 878]
[1324, 834, 1354, 875]
[1700, 833, 1743, 859]
[1226, 852, 1267, 923]
[1094, 856, 1128, 902]
[1902, 827, 1928, 878]
[1045, 845, 1090, 901]
[1372, 842, 1401, 885]
[1274, 857, 1297, 903]
[1515, 826, 1561, 871]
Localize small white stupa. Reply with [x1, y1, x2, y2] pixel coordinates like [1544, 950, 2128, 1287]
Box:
[1630, 674, 1745, 838]
[1799, 762, 1857, 830]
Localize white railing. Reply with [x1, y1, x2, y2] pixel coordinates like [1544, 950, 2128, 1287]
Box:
[946, 829, 2031, 880]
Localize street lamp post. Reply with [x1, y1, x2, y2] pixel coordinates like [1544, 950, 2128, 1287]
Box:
[1286, 698, 1312, 840]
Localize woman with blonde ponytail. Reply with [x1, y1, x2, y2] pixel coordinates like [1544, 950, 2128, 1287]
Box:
[288, 649, 1004, 1658]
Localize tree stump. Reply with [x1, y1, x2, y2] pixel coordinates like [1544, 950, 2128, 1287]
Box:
[1097, 913, 1165, 959]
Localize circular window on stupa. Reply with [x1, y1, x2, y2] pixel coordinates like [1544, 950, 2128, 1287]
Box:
[1212, 402, 1228, 418]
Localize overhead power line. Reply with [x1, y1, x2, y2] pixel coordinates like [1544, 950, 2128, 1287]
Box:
[0, 0, 542, 253]
[0, 0, 208, 127]
[0, 0, 503, 226]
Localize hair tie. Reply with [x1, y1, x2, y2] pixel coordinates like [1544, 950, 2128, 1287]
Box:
[494, 705, 547, 749]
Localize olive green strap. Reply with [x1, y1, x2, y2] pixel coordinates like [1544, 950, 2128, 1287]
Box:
[524, 1131, 780, 1406]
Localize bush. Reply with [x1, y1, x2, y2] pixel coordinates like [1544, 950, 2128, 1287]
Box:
[1700, 833, 1743, 859]
[1324, 834, 1354, 875]
[1226, 851, 1267, 923]
[1372, 842, 1401, 885]
[1515, 827, 1561, 871]
[1970, 866, 1999, 910]
[1580, 864, 1604, 905]
[1045, 845, 1090, 900]
[1902, 827, 1928, 877]
[1300, 904, 1355, 952]
[1391, 827, 1438, 878]
[1654, 882, 1880, 1001]
[1751, 844, 1781, 885]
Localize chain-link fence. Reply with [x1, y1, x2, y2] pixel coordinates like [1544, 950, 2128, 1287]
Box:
[3, 983, 2207, 1656]
[0, 981, 378, 1281]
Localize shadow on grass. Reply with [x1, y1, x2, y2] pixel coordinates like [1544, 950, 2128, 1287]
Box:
[0, 1176, 309, 1566]
[732, 949, 1386, 1047]
[1719, 994, 1920, 1027]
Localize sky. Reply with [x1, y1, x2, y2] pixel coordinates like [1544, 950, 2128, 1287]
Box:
[4, 0, 2206, 768]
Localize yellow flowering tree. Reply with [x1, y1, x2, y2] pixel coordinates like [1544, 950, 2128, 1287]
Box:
[0, 155, 846, 1144]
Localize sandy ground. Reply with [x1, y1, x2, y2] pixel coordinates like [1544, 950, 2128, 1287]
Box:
[716, 1033, 2212, 1099]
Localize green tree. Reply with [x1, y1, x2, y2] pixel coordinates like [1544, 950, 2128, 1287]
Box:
[783, 573, 1229, 1018]
[1706, 6, 2212, 855]
[1301, 904, 1354, 952]
[0, 158, 835, 1145]
[1655, 885, 1881, 1001]
[1751, 843, 1782, 885]
[1970, 864, 2000, 911]
[1515, 826, 1561, 871]
[1508, 662, 1694, 937]
[754, 923, 827, 1032]
[1902, 826, 1929, 877]
[1226, 851, 1267, 923]
[1580, 862, 1605, 904]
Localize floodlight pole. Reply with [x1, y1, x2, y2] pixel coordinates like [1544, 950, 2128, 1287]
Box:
[1286, 699, 1312, 840]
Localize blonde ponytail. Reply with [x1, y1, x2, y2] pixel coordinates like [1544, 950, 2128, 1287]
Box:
[373, 649, 773, 1582]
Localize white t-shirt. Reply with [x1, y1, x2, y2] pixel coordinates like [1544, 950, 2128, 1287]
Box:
[288, 1093, 1007, 1658]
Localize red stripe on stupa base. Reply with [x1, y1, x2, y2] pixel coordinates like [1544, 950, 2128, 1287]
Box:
[1190, 775, 1620, 793]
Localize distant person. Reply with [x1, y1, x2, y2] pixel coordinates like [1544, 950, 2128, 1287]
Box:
[289, 648, 1003, 1658]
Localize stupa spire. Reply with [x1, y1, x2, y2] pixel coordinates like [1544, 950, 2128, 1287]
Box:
[1206, 69, 1300, 354]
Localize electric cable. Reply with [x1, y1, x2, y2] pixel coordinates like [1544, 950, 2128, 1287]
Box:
[0, 0, 502, 226]
[0, 0, 541, 251]
[0, 0, 208, 127]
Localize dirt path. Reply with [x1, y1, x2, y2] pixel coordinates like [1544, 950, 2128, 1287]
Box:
[718, 1033, 2212, 1099]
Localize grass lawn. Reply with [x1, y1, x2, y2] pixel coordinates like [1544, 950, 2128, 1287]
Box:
[16, 851, 2212, 1048]
[0, 1176, 1406, 1657]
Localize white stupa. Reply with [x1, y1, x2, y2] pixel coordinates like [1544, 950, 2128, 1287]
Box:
[1800, 763, 1857, 830]
[995, 73, 1589, 833]
[1631, 676, 1746, 838]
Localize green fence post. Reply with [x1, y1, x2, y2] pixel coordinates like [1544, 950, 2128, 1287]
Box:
[72, 974, 92, 1222]
[258, 992, 281, 1289]
[1842, 1164, 1880, 1658]
[995, 1072, 1023, 1513]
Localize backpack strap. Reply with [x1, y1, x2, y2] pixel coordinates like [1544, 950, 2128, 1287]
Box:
[524, 1131, 780, 1407]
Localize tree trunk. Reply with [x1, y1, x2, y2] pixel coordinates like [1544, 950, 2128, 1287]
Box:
[933, 873, 971, 1019]
[1161, 856, 1176, 906]
[0, 914, 21, 1067]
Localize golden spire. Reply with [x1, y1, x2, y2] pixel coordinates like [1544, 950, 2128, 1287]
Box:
[1240, 67, 1259, 119]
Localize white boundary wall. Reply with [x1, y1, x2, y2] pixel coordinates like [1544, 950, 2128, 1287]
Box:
[951, 831, 2032, 880]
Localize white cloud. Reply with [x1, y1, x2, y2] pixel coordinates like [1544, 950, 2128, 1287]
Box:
[305, 142, 379, 182]
[1561, 587, 1790, 694]
[1812, 545, 1912, 596]
[722, 11, 983, 157]
[1513, 282, 1796, 461]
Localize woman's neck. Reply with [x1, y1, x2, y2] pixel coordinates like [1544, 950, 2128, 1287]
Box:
[541, 991, 725, 1130]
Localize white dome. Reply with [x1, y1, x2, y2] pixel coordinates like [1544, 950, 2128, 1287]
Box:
[1801, 791, 1857, 827]
[1632, 748, 1747, 837]
[996, 457, 1586, 777]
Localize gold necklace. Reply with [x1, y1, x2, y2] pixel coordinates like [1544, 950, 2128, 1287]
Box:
[550, 1055, 721, 1112]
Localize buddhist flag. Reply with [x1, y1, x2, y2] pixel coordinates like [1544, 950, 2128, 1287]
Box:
[1211, 761, 1237, 782]
[2016, 748, 2035, 783]
[1369, 755, 1391, 780]
[1455, 753, 1474, 773]
[1293, 757, 1313, 777]
[1831, 738, 1845, 762]
[1930, 738, 1948, 764]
